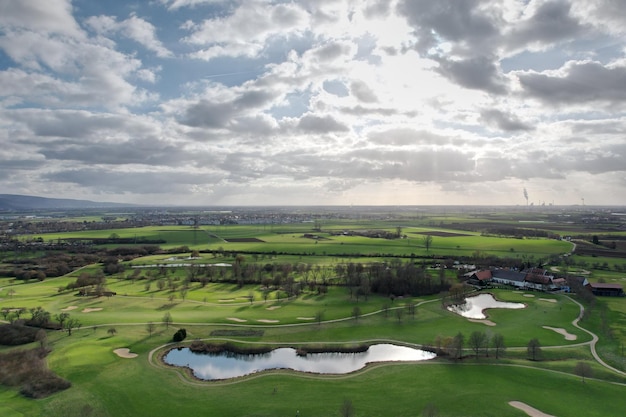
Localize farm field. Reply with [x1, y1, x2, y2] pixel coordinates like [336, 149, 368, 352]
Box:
[1, 208, 626, 416]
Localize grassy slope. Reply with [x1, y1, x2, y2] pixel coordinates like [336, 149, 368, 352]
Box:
[2, 219, 623, 416]
[3, 278, 624, 416]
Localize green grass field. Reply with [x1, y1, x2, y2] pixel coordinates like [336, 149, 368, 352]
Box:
[2, 219, 625, 416]
[1, 275, 625, 416]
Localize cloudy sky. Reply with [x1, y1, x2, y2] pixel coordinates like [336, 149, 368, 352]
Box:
[1, 0, 625, 206]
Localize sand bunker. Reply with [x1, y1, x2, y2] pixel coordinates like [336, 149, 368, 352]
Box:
[523, 294, 535, 298]
[219, 299, 235, 302]
[297, 317, 315, 321]
[542, 326, 577, 340]
[257, 319, 279, 323]
[266, 306, 282, 311]
[82, 307, 103, 313]
[509, 401, 555, 417]
[227, 317, 247, 322]
[113, 348, 138, 359]
[539, 298, 557, 303]
[61, 306, 78, 311]
[468, 318, 496, 326]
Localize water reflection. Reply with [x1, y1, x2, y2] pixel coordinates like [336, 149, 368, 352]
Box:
[164, 344, 435, 380]
[447, 293, 525, 319]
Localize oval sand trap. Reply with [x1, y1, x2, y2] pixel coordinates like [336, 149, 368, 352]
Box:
[227, 317, 247, 322]
[542, 326, 576, 340]
[61, 306, 78, 311]
[509, 401, 555, 417]
[266, 306, 281, 311]
[257, 319, 279, 323]
[82, 307, 103, 313]
[297, 317, 315, 320]
[113, 348, 138, 359]
[523, 294, 535, 298]
[539, 298, 557, 303]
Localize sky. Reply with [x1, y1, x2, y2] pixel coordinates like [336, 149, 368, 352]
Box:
[1, 0, 626, 207]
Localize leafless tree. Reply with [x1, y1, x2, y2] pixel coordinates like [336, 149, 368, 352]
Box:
[574, 361, 593, 383]
[527, 338, 541, 361]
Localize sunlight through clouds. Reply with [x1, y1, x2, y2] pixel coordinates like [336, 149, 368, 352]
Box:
[0, 0, 625, 206]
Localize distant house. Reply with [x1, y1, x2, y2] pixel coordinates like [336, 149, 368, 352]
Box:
[467, 269, 492, 286]
[491, 269, 527, 288]
[524, 273, 553, 291]
[589, 283, 624, 297]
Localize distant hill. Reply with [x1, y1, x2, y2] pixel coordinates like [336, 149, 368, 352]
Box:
[0, 194, 136, 211]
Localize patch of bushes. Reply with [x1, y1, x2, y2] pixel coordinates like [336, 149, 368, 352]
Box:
[0, 347, 71, 398]
[172, 328, 187, 342]
[188, 341, 271, 355]
[295, 344, 369, 356]
[0, 324, 40, 346]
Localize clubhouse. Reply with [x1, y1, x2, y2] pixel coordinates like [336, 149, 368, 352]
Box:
[466, 268, 624, 296]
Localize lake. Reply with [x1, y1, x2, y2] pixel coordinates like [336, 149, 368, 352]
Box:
[163, 344, 436, 380]
[447, 293, 525, 319]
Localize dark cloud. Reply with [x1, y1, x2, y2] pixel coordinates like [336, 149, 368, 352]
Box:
[179, 99, 235, 128]
[397, 0, 499, 54]
[363, 0, 391, 19]
[506, 1, 585, 50]
[517, 60, 626, 104]
[40, 138, 193, 166]
[312, 41, 353, 62]
[44, 168, 221, 194]
[10, 109, 148, 138]
[297, 114, 349, 133]
[435, 55, 507, 94]
[350, 80, 378, 103]
[480, 109, 533, 132]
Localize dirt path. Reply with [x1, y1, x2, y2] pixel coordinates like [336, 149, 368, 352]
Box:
[509, 401, 555, 417]
[565, 295, 626, 377]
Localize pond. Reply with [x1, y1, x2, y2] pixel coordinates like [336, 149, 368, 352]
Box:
[163, 344, 436, 380]
[447, 293, 525, 319]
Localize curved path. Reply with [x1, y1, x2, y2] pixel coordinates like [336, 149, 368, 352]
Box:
[565, 295, 625, 377]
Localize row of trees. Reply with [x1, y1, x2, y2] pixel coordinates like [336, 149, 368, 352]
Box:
[23, 307, 81, 335]
[431, 331, 507, 360]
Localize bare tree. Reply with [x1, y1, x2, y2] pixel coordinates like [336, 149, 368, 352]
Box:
[163, 312, 173, 329]
[493, 333, 506, 359]
[64, 318, 81, 336]
[340, 399, 355, 417]
[146, 321, 156, 337]
[55, 312, 70, 329]
[352, 306, 361, 322]
[451, 332, 464, 360]
[468, 331, 487, 359]
[423, 234, 434, 252]
[527, 338, 541, 361]
[35, 329, 47, 349]
[574, 361, 593, 383]
[107, 327, 117, 336]
[179, 287, 188, 301]
[405, 302, 416, 319]
[395, 307, 404, 323]
[315, 310, 324, 326]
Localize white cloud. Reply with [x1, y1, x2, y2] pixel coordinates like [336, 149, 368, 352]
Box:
[0, 0, 83, 38]
[0, 0, 625, 205]
[183, 2, 309, 60]
[85, 13, 173, 58]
